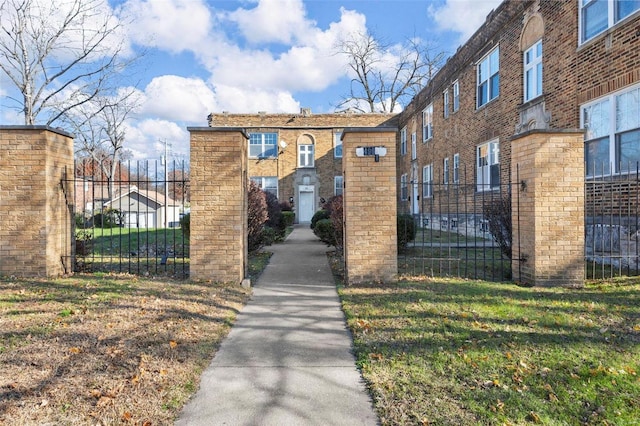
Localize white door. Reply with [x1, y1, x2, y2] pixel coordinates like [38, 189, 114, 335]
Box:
[299, 190, 314, 223]
[412, 183, 419, 215]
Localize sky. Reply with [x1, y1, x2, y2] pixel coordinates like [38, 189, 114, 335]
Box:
[0, 0, 502, 162]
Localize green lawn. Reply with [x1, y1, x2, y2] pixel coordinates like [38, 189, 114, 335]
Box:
[339, 278, 640, 425]
[78, 227, 189, 256]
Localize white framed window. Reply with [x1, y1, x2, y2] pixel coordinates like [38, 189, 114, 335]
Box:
[249, 132, 278, 158]
[453, 81, 460, 112]
[411, 132, 417, 160]
[400, 126, 407, 156]
[422, 165, 433, 198]
[524, 40, 543, 102]
[400, 173, 408, 200]
[582, 84, 640, 177]
[334, 176, 343, 196]
[334, 132, 343, 158]
[453, 153, 460, 184]
[477, 46, 500, 108]
[443, 89, 450, 118]
[422, 104, 433, 141]
[580, 0, 640, 44]
[250, 176, 278, 196]
[298, 144, 314, 167]
[476, 140, 500, 192]
[443, 157, 450, 185]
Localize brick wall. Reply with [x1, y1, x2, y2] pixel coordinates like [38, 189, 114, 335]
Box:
[342, 128, 398, 284]
[0, 126, 74, 277]
[189, 128, 248, 283]
[511, 130, 585, 287]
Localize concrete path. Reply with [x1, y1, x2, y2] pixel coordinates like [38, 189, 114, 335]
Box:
[176, 226, 378, 426]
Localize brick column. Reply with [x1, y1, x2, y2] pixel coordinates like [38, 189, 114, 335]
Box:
[189, 128, 248, 284]
[511, 130, 585, 287]
[0, 126, 74, 277]
[342, 128, 397, 284]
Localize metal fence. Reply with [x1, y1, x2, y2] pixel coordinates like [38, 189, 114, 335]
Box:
[66, 159, 190, 277]
[398, 173, 515, 281]
[585, 165, 640, 279]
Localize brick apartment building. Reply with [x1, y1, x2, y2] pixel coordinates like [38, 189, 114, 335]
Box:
[397, 0, 640, 220]
[206, 0, 639, 227]
[207, 111, 397, 223]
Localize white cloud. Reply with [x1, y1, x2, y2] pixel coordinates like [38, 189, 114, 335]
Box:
[125, 118, 190, 161]
[214, 84, 299, 113]
[140, 75, 216, 123]
[119, 0, 212, 53]
[428, 0, 503, 45]
[226, 0, 311, 45]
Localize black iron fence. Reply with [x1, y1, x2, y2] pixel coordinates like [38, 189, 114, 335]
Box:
[585, 165, 640, 279]
[65, 159, 190, 277]
[398, 176, 515, 282]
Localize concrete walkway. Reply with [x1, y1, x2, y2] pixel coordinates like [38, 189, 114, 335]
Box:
[176, 226, 378, 426]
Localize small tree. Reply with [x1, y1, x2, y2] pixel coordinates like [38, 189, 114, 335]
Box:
[483, 194, 512, 259]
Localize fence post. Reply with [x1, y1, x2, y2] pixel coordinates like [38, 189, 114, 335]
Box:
[511, 130, 585, 287]
[189, 128, 249, 284]
[0, 126, 74, 277]
[342, 127, 398, 284]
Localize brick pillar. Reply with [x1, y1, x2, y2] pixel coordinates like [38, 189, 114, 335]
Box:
[342, 128, 397, 284]
[511, 130, 585, 287]
[0, 126, 74, 277]
[189, 128, 248, 284]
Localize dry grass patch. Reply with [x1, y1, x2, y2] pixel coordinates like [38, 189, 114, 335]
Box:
[0, 274, 250, 425]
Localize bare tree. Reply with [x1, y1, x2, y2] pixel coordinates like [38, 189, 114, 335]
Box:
[336, 31, 446, 113]
[0, 0, 129, 125]
[67, 91, 137, 200]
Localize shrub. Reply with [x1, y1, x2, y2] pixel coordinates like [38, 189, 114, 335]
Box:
[397, 214, 417, 250]
[180, 213, 190, 239]
[261, 226, 278, 247]
[310, 209, 330, 229]
[313, 219, 336, 246]
[248, 181, 268, 252]
[264, 191, 284, 233]
[483, 194, 512, 259]
[75, 230, 93, 256]
[282, 211, 295, 228]
[279, 200, 293, 211]
[92, 208, 121, 228]
[326, 195, 343, 252]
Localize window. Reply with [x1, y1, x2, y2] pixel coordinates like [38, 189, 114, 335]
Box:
[298, 144, 314, 167]
[249, 132, 277, 158]
[443, 89, 450, 118]
[524, 40, 543, 102]
[477, 47, 500, 108]
[443, 157, 450, 185]
[476, 140, 500, 191]
[334, 176, 343, 196]
[250, 176, 278, 196]
[453, 81, 460, 112]
[422, 104, 433, 141]
[400, 127, 407, 156]
[334, 132, 343, 158]
[453, 153, 460, 184]
[422, 165, 433, 198]
[582, 84, 640, 177]
[411, 132, 417, 160]
[580, 0, 640, 43]
[400, 173, 408, 201]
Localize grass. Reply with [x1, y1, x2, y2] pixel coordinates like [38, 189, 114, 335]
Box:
[78, 227, 189, 257]
[338, 277, 640, 425]
[0, 272, 256, 425]
[412, 228, 489, 244]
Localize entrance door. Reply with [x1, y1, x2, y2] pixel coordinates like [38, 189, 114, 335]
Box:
[412, 182, 419, 215]
[298, 189, 314, 223]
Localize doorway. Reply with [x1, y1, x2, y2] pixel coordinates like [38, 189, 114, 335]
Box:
[298, 186, 315, 223]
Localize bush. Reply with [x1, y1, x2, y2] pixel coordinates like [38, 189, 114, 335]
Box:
[313, 219, 336, 246]
[397, 214, 417, 250]
[180, 213, 190, 239]
[248, 181, 268, 252]
[282, 211, 295, 228]
[310, 209, 330, 229]
[483, 194, 512, 259]
[279, 200, 293, 211]
[261, 226, 278, 247]
[326, 195, 343, 252]
[75, 230, 93, 256]
[92, 208, 121, 228]
[264, 191, 284, 234]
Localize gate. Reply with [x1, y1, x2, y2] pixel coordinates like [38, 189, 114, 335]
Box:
[67, 159, 190, 277]
[398, 167, 515, 282]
